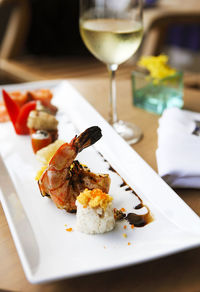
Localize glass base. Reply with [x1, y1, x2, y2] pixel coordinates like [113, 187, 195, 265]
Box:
[112, 120, 142, 145]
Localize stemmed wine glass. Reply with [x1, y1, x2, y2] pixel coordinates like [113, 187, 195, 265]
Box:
[79, 0, 143, 144]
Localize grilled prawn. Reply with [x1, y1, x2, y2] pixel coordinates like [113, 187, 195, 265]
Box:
[38, 126, 110, 212]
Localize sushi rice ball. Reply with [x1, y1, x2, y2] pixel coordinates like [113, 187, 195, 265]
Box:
[76, 188, 115, 234]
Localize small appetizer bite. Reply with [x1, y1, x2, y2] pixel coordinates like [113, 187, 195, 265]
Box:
[26, 89, 57, 115]
[27, 110, 58, 142]
[31, 130, 52, 153]
[26, 89, 53, 104]
[76, 188, 115, 234]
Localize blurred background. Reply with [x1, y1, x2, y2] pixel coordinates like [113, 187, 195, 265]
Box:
[0, 0, 200, 85]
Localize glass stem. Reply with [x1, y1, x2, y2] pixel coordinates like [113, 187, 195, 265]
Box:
[107, 64, 118, 125]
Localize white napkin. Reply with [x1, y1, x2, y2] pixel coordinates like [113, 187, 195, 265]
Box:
[156, 107, 200, 188]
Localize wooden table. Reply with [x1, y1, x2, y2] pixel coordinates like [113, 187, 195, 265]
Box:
[0, 73, 200, 292]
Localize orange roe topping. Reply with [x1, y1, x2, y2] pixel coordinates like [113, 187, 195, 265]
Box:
[77, 188, 112, 210]
[123, 225, 127, 229]
[128, 242, 131, 246]
[131, 224, 135, 229]
[91, 188, 107, 199]
[120, 207, 126, 212]
[66, 228, 73, 232]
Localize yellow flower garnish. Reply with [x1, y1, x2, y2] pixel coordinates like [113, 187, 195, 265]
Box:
[138, 55, 176, 82]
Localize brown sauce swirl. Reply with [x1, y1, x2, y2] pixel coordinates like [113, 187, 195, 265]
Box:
[97, 151, 154, 227]
[126, 205, 153, 227]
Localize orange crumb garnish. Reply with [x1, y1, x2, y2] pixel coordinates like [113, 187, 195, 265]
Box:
[128, 242, 131, 246]
[131, 224, 135, 229]
[66, 228, 73, 232]
[123, 233, 127, 238]
[120, 208, 126, 212]
[77, 188, 112, 210]
[123, 225, 127, 229]
[91, 188, 107, 199]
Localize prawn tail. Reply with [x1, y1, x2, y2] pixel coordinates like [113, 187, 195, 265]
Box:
[73, 126, 102, 153]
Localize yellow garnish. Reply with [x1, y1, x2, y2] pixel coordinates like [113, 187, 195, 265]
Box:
[123, 233, 127, 238]
[35, 140, 65, 180]
[35, 165, 47, 181]
[36, 139, 65, 165]
[77, 188, 113, 211]
[138, 55, 176, 82]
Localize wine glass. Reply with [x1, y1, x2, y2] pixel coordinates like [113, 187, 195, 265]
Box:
[79, 0, 143, 144]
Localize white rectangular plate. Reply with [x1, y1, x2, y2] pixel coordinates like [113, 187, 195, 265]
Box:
[0, 80, 200, 284]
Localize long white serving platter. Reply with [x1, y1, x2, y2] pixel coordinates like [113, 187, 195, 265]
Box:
[0, 80, 200, 284]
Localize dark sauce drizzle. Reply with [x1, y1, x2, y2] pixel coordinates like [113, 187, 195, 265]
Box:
[120, 181, 126, 188]
[97, 151, 153, 228]
[126, 205, 153, 227]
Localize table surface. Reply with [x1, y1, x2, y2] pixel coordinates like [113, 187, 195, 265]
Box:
[0, 71, 200, 292]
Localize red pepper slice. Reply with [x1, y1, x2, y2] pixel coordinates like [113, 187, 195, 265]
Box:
[2, 89, 37, 135]
[15, 101, 37, 134]
[2, 89, 20, 130]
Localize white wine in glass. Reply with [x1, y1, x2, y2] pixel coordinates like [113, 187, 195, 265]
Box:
[79, 0, 143, 144]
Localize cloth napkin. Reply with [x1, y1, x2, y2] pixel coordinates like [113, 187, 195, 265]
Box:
[156, 107, 200, 188]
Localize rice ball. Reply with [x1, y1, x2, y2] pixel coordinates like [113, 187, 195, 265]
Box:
[76, 189, 115, 234]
